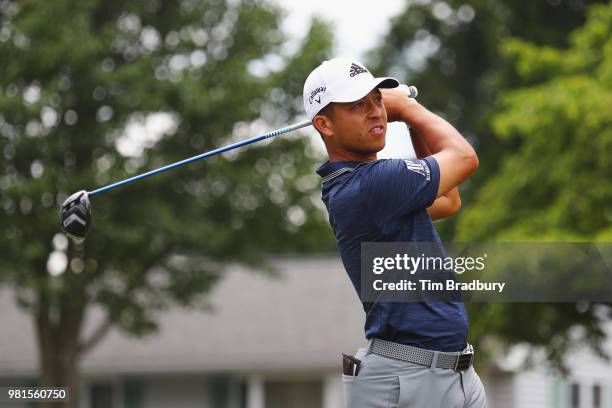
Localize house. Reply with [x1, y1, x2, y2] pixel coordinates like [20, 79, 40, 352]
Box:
[486, 332, 612, 408]
[0, 256, 610, 407]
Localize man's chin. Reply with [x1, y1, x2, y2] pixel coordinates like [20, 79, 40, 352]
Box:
[371, 136, 386, 154]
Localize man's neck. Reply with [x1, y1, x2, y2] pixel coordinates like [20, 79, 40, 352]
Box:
[328, 150, 377, 163]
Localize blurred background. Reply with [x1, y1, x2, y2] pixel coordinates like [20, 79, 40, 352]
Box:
[0, 0, 611, 407]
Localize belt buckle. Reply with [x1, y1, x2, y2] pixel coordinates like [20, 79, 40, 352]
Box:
[454, 352, 473, 372]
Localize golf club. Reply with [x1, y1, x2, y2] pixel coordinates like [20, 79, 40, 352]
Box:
[59, 85, 418, 241]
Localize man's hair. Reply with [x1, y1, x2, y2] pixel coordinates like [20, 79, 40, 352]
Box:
[314, 103, 334, 139]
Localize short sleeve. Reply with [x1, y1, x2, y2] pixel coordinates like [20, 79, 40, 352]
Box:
[361, 157, 440, 231]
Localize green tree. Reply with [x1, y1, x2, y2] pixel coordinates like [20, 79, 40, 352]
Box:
[457, 3, 612, 368]
[368, 0, 606, 239]
[0, 1, 333, 406]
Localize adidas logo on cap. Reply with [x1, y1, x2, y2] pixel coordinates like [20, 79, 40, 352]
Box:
[349, 63, 368, 77]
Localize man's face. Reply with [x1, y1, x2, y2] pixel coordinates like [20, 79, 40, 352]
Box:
[321, 88, 388, 157]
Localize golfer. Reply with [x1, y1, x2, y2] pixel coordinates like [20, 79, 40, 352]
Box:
[303, 58, 486, 407]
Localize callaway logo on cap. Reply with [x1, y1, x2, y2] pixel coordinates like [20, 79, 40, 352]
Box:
[303, 57, 399, 120]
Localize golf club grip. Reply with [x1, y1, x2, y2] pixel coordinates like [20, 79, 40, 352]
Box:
[87, 84, 419, 196]
[400, 84, 418, 99]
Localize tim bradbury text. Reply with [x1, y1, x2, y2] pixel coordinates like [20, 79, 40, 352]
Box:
[372, 279, 506, 293]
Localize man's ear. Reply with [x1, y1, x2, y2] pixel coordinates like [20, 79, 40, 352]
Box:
[313, 114, 334, 139]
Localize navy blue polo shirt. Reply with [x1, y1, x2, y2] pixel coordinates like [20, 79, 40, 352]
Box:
[317, 157, 467, 352]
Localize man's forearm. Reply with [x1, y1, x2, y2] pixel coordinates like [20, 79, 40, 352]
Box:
[410, 116, 461, 219]
[410, 126, 460, 197]
[410, 125, 432, 159]
[402, 102, 475, 158]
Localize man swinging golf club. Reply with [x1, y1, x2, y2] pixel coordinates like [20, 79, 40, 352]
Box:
[305, 58, 486, 407]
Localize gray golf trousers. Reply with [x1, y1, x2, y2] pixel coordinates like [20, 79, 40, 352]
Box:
[343, 347, 487, 408]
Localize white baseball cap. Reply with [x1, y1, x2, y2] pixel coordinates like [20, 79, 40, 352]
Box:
[303, 57, 399, 120]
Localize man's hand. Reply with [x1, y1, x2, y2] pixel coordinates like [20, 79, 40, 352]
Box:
[428, 188, 461, 220]
[381, 88, 421, 123]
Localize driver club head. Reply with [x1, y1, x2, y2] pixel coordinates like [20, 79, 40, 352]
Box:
[59, 190, 91, 242]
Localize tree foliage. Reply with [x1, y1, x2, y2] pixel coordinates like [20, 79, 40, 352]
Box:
[0, 0, 334, 399]
[457, 3, 612, 241]
[458, 4, 612, 369]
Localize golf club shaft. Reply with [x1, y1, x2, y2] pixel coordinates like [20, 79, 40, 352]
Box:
[88, 120, 312, 196]
[88, 85, 418, 197]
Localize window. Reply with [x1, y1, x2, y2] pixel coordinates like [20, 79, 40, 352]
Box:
[571, 383, 580, 408]
[239, 381, 248, 408]
[210, 377, 231, 408]
[265, 380, 322, 408]
[90, 383, 114, 408]
[123, 380, 143, 408]
[593, 384, 601, 408]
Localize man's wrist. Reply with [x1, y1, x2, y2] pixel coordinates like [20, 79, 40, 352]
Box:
[399, 102, 432, 128]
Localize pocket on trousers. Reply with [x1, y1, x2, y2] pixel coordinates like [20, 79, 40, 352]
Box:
[342, 374, 356, 408]
[464, 368, 487, 407]
[342, 374, 400, 408]
[386, 376, 400, 408]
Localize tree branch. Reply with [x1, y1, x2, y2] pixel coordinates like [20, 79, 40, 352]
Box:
[77, 315, 113, 355]
[77, 243, 174, 354]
